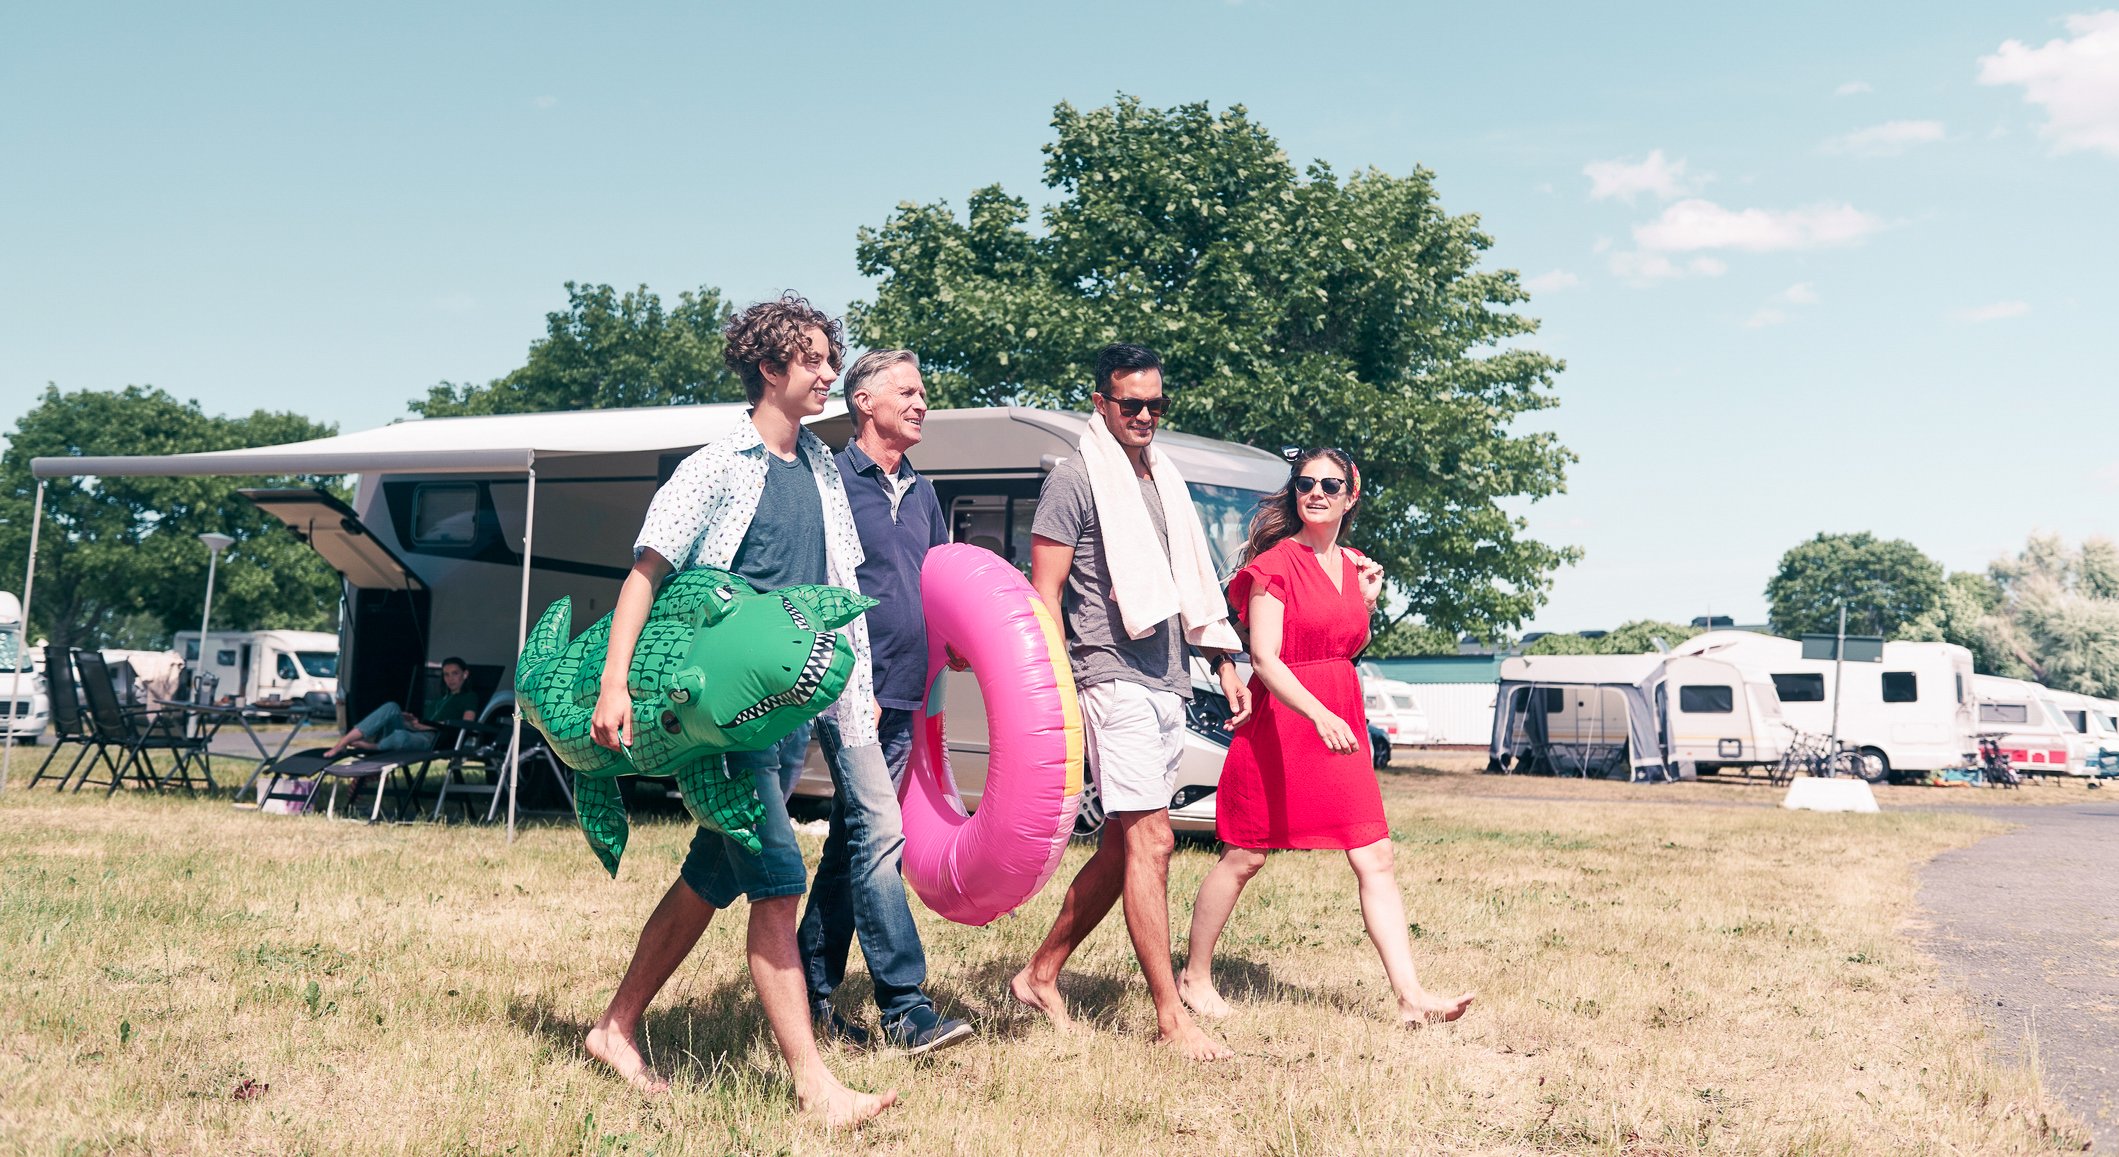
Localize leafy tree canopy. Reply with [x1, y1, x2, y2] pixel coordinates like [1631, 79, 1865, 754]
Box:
[1932, 533, 2119, 696]
[1524, 619, 1695, 656]
[411, 282, 741, 417]
[851, 95, 1577, 638]
[0, 386, 345, 652]
[1765, 532, 1945, 640]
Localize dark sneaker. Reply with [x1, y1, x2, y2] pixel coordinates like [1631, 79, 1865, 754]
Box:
[882, 1005, 973, 1056]
[810, 999, 872, 1048]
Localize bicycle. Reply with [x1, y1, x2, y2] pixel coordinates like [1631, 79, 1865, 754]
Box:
[1769, 726, 1871, 786]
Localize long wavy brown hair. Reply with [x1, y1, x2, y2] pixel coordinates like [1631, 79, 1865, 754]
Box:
[1240, 447, 1363, 566]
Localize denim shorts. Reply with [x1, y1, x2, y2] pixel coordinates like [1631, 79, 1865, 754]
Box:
[678, 742, 809, 909]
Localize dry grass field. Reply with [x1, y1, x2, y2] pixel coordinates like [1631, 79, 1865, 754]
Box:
[0, 763, 2091, 1156]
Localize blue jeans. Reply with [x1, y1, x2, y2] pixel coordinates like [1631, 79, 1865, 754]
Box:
[678, 727, 811, 909]
[351, 701, 437, 753]
[796, 708, 930, 1022]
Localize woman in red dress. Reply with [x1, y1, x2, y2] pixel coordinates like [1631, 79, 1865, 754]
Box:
[1179, 449, 1474, 1027]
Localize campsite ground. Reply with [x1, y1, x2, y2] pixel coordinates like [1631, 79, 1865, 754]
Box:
[0, 760, 2091, 1155]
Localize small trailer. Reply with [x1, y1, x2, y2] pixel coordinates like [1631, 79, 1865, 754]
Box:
[1972, 674, 2094, 776]
[1489, 651, 1783, 779]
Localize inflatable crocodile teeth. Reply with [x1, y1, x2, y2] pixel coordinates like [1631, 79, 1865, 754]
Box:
[514, 567, 875, 876]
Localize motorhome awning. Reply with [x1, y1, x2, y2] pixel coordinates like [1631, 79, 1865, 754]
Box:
[29, 401, 843, 479]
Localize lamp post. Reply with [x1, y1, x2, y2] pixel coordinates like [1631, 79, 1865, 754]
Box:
[195, 533, 235, 704]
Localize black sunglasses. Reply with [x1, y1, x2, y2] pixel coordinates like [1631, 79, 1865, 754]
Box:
[1293, 476, 1349, 496]
[1097, 393, 1167, 418]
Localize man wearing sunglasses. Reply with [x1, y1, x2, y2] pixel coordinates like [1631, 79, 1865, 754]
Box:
[1009, 342, 1251, 1062]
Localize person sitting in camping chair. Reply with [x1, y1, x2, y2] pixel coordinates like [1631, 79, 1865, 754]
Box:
[322, 656, 481, 757]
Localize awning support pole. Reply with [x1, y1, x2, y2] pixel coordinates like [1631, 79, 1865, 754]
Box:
[508, 466, 537, 842]
[2, 480, 48, 792]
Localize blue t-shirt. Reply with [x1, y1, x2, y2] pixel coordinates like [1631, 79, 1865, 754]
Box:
[728, 445, 828, 592]
[836, 443, 948, 711]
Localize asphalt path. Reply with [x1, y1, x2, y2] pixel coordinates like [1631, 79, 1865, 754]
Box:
[1915, 801, 2119, 1150]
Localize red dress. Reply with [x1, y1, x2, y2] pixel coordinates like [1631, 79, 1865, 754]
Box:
[1216, 538, 1387, 850]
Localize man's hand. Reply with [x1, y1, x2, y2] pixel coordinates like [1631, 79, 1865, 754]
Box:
[1216, 658, 1252, 729]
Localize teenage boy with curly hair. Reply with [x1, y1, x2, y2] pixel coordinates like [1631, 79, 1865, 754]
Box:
[581, 293, 896, 1128]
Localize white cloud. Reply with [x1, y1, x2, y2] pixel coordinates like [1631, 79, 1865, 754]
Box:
[1523, 270, 1580, 294]
[1633, 198, 1884, 252]
[1781, 282, 1820, 304]
[1836, 81, 1873, 96]
[1978, 11, 2119, 156]
[1584, 149, 1696, 202]
[1607, 251, 1728, 284]
[1823, 119, 1947, 155]
[1952, 300, 2031, 322]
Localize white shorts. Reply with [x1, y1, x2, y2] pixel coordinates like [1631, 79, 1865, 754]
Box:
[1079, 679, 1186, 814]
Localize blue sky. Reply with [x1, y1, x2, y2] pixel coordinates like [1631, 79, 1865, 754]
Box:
[4, 2, 2114, 632]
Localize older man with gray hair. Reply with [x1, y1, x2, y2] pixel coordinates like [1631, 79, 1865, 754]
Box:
[796, 348, 973, 1055]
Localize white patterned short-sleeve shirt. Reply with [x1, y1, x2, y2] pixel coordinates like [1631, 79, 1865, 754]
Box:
[634, 417, 877, 749]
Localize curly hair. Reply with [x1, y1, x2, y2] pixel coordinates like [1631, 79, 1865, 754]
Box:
[1241, 447, 1363, 566]
[722, 292, 846, 404]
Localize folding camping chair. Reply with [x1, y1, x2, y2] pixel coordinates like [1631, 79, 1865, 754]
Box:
[27, 646, 105, 790]
[74, 651, 212, 792]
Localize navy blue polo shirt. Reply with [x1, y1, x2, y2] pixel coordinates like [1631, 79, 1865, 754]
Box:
[835, 441, 949, 711]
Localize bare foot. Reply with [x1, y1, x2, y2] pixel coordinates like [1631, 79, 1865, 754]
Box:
[797, 1079, 899, 1129]
[1398, 990, 1475, 1027]
[1177, 971, 1232, 1020]
[1009, 968, 1076, 1033]
[584, 1023, 669, 1093]
[1158, 1019, 1234, 1062]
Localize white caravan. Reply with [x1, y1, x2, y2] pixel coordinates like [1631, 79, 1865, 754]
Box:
[32, 404, 1287, 833]
[1, 592, 50, 744]
[1489, 651, 1783, 778]
[1672, 631, 1976, 779]
[2030, 686, 2115, 775]
[171, 628, 340, 706]
[1362, 675, 1432, 747]
[1971, 674, 2090, 775]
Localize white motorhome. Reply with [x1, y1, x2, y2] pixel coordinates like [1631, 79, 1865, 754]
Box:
[1361, 674, 1432, 747]
[171, 628, 340, 706]
[2026, 686, 2114, 776]
[1672, 631, 1977, 779]
[1489, 651, 1783, 778]
[1971, 674, 2088, 775]
[32, 404, 1287, 832]
[1, 592, 50, 744]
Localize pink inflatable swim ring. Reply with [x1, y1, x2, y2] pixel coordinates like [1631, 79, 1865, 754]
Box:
[898, 543, 1084, 927]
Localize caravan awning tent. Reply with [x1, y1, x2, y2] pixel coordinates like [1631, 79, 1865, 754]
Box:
[18, 401, 842, 828]
[1492, 654, 1669, 780]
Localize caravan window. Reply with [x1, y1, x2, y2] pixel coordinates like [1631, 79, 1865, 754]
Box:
[277, 654, 299, 681]
[1509, 687, 1566, 714]
[1955, 673, 1965, 704]
[1771, 673, 1826, 702]
[1980, 703, 2029, 724]
[1678, 685, 1734, 713]
[411, 484, 480, 546]
[1881, 672, 1918, 703]
[2063, 710, 2088, 733]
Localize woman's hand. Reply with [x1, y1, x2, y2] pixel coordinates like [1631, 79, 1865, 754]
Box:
[1352, 551, 1385, 609]
[591, 683, 633, 751]
[1311, 710, 1360, 754]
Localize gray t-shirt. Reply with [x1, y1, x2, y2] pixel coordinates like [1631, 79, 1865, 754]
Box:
[729, 446, 828, 592]
[1031, 456, 1190, 699]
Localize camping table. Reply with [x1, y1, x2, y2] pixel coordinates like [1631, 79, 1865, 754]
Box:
[148, 699, 316, 796]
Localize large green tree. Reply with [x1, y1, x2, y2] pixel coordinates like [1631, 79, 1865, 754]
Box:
[1946, 533, 2119, 695]
[1524, 619, 1696, 656]
[1765, 532, 1945, 640]
[851, 95, 1577, 638]
[411, 282, 742, 417]
[0, 386, 344, 652]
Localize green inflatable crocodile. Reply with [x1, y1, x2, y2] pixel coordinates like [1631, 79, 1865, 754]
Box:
[515, 568, 875, 876]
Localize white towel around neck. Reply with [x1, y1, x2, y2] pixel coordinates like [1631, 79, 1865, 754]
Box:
[1076, 416, 1242, 651]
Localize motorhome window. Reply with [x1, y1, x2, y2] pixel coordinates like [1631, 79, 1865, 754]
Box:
[1771, 673, 1825, 702]
[277, 654, 299, 681]
[183, 641, 198, 661]
[1979, 703, 2028, 724]
[297, 652, 338, 678]
[2044, 701, 2074, 731]
[1679, 685, 1734, 713]
[411, 484, 480, 546]
[1189, 484, 1271, 581]
[1881, 672, 1917, 703]
[1390, 695, 1417, 710]
[1955, 674, 1965, 704]
[2063, 709, 2088, 732]
[216, 649, 237, 667]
